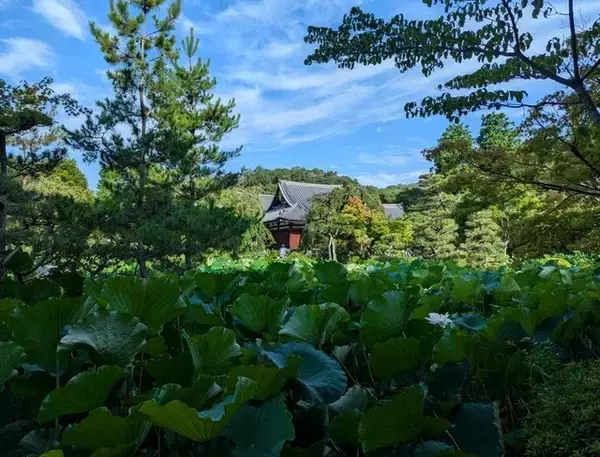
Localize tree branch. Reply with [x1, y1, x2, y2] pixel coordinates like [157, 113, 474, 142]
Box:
[568, 0, 581, 80]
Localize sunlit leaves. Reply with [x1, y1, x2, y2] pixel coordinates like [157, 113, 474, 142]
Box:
[139, 377, 256, 442]
[183, 327, 241, 375]
[360, 291, 416, 347]
[279, 303, 349, 346]
[60, 311, 148, 367]
[231, 293, 288, 337]
[97, 277, 186, 331]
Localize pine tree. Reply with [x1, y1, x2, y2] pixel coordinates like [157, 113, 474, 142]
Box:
[152, 28, 242, 270]
[68, 0, 182, 277]
[459, 209, 509, 268]
[408, 175, 460, 260]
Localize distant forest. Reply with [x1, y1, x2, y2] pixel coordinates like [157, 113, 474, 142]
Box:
[239, 166, 417, 204]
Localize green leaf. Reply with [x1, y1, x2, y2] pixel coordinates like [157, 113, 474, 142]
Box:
[16, 279, 63, 305]
[145, 352, 194, 386]
[330, 409, 361, 447]
[450, 403, 503, 457]
[433, 332, 470, 367]
[38, 366, 125, 423]
[226, 397, 295, 457]
[313, 261, 347, 283]
[371, 337, 421, 380]
[20, 427, 60, 454]
[183, 327, 242, 375]
[421, 416, 450, 437]
[99, 277, 186, 332]
[280, 303, 349, 346]
[62, 406, 150, 456]
[139, 376, 256, 442]
[40, 452, 64, 457]
[451, 277, 482, 306]
[411, 441, 453, 457]
[0, 342, 25, 386]
[453, 313, 486, 333]
[153, 376, 222, 409]
[359, 385, 424, 453]
[226, 364, 298, 401]
[231, 294, 288, 336]
[411, 295, 443, 320]
[499, 307, 541, 336]
[4, 248, 33, 274]
[329, 386, 369, 414]
[262, 342, 347, 405]
[11, 298, 85, 366]
[189, 271, 240, 300]
[360, 291, 414, 347]
[59, 311, 148, 367]
[494, 275, 521, 304]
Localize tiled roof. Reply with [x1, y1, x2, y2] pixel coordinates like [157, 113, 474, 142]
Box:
[264, 181, 342, 224]
[260, 194, 275, 212]
[278, 180, 342, 211]
[263, 181, 405, 224]
[383, 203, 405, 219]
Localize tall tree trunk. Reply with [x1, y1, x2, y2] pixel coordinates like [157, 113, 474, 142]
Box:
[137, 11, 148, 279]
[184, 178, 197, 271]
[328, 234, 337, 262]
[0, 132, 7, 279]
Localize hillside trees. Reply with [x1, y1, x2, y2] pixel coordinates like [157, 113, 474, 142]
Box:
[240, 166, 356, 193]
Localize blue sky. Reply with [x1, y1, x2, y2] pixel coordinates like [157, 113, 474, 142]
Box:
[1, 0, 598, 189]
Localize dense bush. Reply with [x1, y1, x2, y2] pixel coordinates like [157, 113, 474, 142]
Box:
[2, 255, 600, 456]
[525, 359, 600, 457]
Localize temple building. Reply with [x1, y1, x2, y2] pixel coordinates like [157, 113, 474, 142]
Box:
[262, 180, 405, 249]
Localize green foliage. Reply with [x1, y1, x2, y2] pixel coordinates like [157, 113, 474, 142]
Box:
[279, 302, 349, 346]
[2, 257, 600, 456]
[38, 366, 125, 423]
[305, 1, 600, 125]
[305, 189, 412, 261]
[1, 76, 87, 279]
[460, 210, 509, 268]
[525, 360, 600, 457]
[359, 385, 424, 452]
[240, 166, 356, 193]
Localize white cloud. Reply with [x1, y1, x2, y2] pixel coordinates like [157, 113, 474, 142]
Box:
[0, 37, 54, 77]
[263, 41, 302, 59]
[354, 171, 426, 188]
[32, 0, 87, 40]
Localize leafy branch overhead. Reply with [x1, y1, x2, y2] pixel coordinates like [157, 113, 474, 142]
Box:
[305, 0, 600, 124]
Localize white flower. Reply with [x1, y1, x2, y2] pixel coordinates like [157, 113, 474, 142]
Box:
[425, 312, 452, 328]
[36, 264, 56, 278]
[430, 363, 439, 373]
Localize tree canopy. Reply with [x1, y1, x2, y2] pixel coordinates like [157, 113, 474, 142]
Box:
[305, 0, 600, 124]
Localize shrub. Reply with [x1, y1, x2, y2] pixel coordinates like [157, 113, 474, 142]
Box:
[525, 359, 600, 457]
